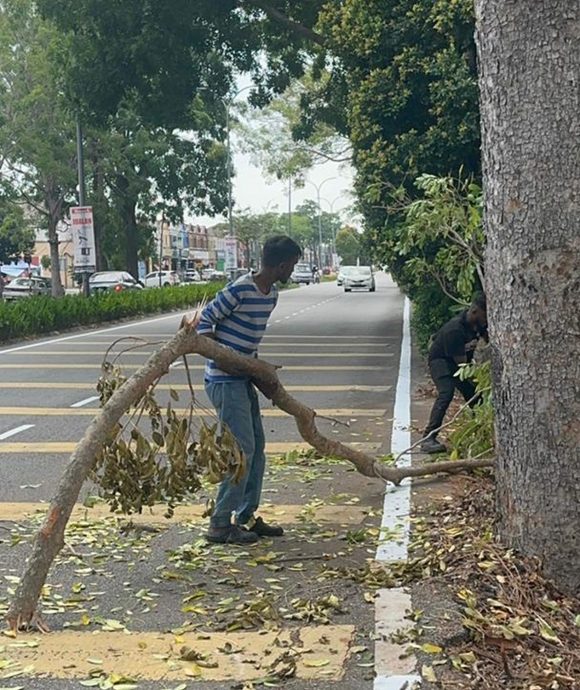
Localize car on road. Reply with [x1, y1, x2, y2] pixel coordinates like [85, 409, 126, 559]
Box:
[184, 269, 202, 283]
[2, 276, 52, 300]
[143, 270, 180, 288]
[343, 265, 376, 292]
[291, 263, 315, 285]
[89, 271, 143, 294]
[336, 265, 357, 286]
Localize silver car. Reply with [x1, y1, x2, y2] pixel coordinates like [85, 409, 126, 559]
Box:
[336, 265, 356, 286]
[2, 276, 52, 300]
[89, 271, 143, 294]
[343, 266, 376, 292]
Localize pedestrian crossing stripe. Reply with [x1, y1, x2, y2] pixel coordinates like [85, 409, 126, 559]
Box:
[0, 441, 379, 455]
[0, 407, 387, 418]
[0, 626, 354, 682]
[0, 502, 369, 526]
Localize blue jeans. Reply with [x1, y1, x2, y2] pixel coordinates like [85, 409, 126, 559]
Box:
[205, 380, 266, 529]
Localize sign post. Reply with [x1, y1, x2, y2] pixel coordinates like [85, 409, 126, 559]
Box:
[224, 237, 237, 277]
[71, 206, 96, 295]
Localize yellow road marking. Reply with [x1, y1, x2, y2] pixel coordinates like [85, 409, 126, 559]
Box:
[0, 441, 379, 454]
[0, 382, 391, 392]
[9, 350, 393, 358]
[3, 626, 354, 682]
[0, 406, 386, 418]
[0, 502, 369, 526]
[0, 363, 384, 371]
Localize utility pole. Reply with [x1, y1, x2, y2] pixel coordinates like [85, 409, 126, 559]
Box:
[158, 215, 164, 288]
[224, 84, 253, 279]
[76, 117, 90, 297]
[288, 177, 292, 235]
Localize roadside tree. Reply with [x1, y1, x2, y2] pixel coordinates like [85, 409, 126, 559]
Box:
[475, 0, 580, 593]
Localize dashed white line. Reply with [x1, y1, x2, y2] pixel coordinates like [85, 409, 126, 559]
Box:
[0, 424, 35, 440]
[70, 396, 100, 408]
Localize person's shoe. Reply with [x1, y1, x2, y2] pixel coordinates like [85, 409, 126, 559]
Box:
[248, 516, 284, 537]
[206, 525, 259, 545]
[420, 436, 447, 454]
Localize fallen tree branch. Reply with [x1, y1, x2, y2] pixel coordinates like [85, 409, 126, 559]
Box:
[7, 312, 494, 630]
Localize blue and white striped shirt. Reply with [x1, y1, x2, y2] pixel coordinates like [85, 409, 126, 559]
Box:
[197, 273, 278, 382]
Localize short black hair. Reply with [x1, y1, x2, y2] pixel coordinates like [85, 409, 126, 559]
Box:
[262, 235, 302, 267]
[472, 292, 487, 311]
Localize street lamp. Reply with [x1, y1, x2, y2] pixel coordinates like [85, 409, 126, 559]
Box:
[304, 177, 337, 268]
[320, 195, 344, 258]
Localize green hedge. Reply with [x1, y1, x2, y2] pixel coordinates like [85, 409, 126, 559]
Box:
[0, 283, 223, 343]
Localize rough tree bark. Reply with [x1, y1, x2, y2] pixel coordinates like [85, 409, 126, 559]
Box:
[475, 1, 580, 593]
[47, 209, 64, 297]
[7, 314, 492, 629]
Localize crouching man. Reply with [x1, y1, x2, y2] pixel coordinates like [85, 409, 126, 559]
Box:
[421, 294, 488, 454]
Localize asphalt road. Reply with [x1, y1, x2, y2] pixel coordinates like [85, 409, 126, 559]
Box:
[0, 273, 405, 689]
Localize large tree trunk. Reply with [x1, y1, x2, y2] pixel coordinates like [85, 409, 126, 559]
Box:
[47, 215, 64, 297]
[115, 174, 139, 278]
[475, 1, 580, 593]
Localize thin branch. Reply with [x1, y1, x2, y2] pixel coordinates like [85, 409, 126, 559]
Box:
[394, 388, 491, 464]
[241, 0, 326, 46]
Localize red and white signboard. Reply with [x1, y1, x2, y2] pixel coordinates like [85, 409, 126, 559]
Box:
[71, 206, 96, 273]
[224, 237, 238, 271]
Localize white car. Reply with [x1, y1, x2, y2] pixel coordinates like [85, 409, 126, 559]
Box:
[343, 266, 376, 292]
[144, 270, 181, 288]
[336, 265, 357, 286]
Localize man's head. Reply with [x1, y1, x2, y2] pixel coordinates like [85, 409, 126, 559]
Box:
[262, 235, 302, 283]
[467, 292, 487, 330]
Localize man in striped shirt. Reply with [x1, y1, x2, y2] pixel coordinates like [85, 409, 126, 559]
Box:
[198, 235, 302, 545]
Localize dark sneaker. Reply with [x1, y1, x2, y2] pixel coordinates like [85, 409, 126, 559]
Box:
[420, 436, 447, 454]
[206, 525, 259, 545]
[248, 517, 284, 538]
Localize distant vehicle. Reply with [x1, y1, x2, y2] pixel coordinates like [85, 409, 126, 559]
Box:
[343, 265, 375, 292]
[291, 263, 315, 285]
[209, 270, 227, 282]
[2, 276, 52, 300]
[144, 270, 180, 288]
[336, 265, 357, 286]
[184, 269, 202, 283]
[89, 271, 143, 294]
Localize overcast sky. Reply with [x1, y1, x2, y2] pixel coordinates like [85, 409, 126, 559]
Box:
[191, 80, 358, 228]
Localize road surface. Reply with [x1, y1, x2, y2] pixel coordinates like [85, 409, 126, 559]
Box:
[0, 274, 406, 689]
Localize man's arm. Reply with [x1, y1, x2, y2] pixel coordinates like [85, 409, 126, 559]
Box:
[196, 285, 241, 337]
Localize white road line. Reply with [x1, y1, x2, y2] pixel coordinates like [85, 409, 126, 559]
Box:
[374, 297, 418, 690]
[70, 396, 100, 408]
[0, 312, 182, 355]
[0, 424, 35, 440]
[376, 296, 412, 561]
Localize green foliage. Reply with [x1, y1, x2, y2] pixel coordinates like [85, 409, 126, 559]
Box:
[94, 367, 244, 517]
[373, 173, 484, 351]
[0, 283, 222, 343]
[37, 0, 325, 126]
[0, 200, 33, 264]
[335, 227, 360, 265]
[449, 361, 494, 459]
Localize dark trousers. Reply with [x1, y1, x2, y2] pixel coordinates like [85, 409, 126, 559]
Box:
[424, 359, 478, 437]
